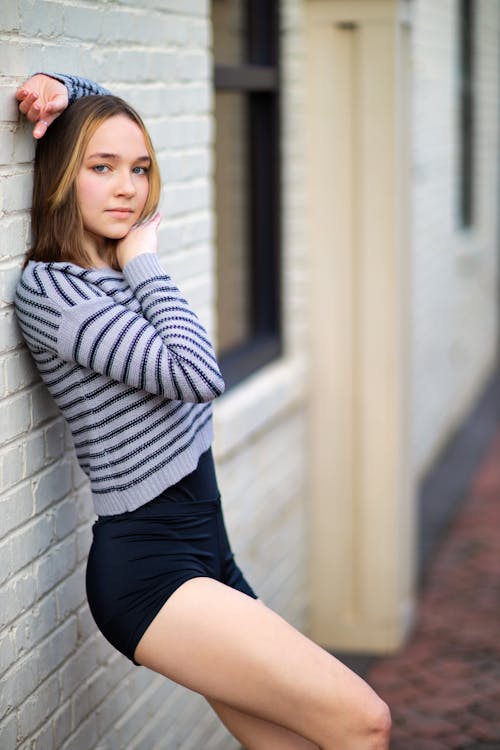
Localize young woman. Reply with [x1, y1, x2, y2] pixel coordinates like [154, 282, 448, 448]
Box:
[15, 74, 391, 750]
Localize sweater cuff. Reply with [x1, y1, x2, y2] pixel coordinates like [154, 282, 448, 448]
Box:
[38, 73, 110, 103]
[122, 253, 170, 290]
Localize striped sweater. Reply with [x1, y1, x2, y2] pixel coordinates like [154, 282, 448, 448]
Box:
[15, 253, 225, 515]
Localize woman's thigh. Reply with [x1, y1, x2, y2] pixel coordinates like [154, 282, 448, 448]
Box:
[208, 697, 320, 750]
[134, 577, 390, 749]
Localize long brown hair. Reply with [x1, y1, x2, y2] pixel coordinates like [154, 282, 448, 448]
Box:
[27, 95, 161, 269]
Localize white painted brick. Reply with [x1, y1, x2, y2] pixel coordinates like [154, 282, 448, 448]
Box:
[0, 309, 23, 352]
[0, 442, 23, 492]
[55, 567, 86, 621]
[30, 383, 59, 426]
[0, 84, 20, 123]
[5, 348, 37, 394]
[0, 483, 33, 541]
[0, 358, 5, 399]
[163, 180, 210, 217]
[0, 215, 29, 261]
[0, 712, 18, 750]
[71, 456, 88, 490]
[176, 50, 210, 81]
[34, 537, 77, 598]
[37, 617, 78, 683]
[180, 212, 212, 245]
[152, 0, 207, 15]
[60, 713, 98, 750]
[14, 593, 58, 658]
[19, 0, 63, 36]
[23, 429, 48, 479]
[0, 42, 28, 77]
[53, 702, 72, 749]
[44, 419, 65, 461]
[0, 655, 37, 718]
[10, 513, 53, 574]
[38, 47, 83, 80]
[165, 16, 190, 46]
[0, 392, 31, 444]
[14, 122, 36, 163]
[160, 148, 210, 181]
[0, 170, 33, 213]
[0, 128, 15, 164]
[54, 498, 78, 540]
[60, 639, 98, 702]
[148, 116, 211, 149]
[76, 606, 95, 645]
[0, 622, 15, 675]
[33, 461, 72, 513]
[0, 262, 23, 305]
[18, 674, 59, 740]
[76, 524, 92, 564]
[187, 18, 210, 46]
[99, 9, 160, 45]
[62, 5, 105, 42]
[96, 681, 134, 737]
[18, 722, 54, 750]
[180, 82, 211, 113]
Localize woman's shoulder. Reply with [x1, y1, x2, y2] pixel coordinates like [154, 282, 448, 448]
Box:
[17, 260, 118, 306]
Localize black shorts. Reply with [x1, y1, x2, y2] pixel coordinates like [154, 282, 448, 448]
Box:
[85, 450, 256, 664]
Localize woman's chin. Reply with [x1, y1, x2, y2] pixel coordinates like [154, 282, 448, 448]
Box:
[105, 227, 133, 240]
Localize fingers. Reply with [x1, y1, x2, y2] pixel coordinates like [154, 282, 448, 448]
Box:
[17, 90, 40, 119]
[45, 93, 69, 115]
[16, 75, 69, 139]
[32, 118, 51, 140]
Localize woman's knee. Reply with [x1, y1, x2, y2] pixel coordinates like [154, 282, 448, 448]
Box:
[323, 683, 391, 749]
[362, 695, 392, 748]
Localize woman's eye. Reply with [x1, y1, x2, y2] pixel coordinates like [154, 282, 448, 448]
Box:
[132, 166, 149, 175]
[93, 164, 109, 173]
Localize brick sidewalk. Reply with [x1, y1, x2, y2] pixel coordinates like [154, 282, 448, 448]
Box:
[366, 430, 500, 750]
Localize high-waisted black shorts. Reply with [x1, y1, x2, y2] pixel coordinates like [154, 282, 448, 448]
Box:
[85, 450, 256, 664]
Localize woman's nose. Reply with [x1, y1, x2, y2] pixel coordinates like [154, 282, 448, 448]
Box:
[115, 170, 136, 196]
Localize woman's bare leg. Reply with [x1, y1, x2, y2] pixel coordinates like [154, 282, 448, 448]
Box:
[134, 578, 391, 750]
[208, 698, 320, 750]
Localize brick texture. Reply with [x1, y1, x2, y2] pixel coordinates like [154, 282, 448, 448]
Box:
[0, 1, 308, 748]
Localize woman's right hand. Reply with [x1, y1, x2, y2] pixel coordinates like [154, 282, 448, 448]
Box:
[116, 213, 162, 270]
[16, 74, 69, 139]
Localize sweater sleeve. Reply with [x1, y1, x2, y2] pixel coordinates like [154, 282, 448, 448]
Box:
[44, 73, 110, 103]
[53, 255, 225, 403]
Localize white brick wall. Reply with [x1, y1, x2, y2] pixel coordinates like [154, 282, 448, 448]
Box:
[1, 1, 308, 748]
[412, 0, 500, 476]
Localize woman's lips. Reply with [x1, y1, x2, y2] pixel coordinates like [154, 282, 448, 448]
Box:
[106, 209, 133, 219]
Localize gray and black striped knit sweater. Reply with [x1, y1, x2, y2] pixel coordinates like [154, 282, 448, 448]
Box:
[15, 253, 225, 515]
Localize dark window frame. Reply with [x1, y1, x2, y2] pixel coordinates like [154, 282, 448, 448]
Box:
[458, 0, 475, 228]
[214, 1, 281, 388]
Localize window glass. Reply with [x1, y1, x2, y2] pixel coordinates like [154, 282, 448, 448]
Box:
[212, 0, 246, 66]
[214, 91, 251, 352]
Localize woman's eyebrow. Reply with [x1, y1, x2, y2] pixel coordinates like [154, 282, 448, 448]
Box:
[87, 152, 151, 162]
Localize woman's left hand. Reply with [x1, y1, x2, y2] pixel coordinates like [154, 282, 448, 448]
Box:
[16, 74, 69, 139]
[116, 213, 162, 270]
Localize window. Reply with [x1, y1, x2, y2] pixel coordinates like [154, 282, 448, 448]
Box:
[213, 0, 281, 387]
[458, 0, 475, 228]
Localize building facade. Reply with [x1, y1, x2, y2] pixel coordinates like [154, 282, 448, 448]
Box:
[0, 1, 498, 748]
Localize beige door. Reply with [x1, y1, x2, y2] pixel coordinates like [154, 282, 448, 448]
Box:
[306, 0, 415, 652]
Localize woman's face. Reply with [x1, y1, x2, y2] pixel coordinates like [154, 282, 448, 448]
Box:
[76, 114, 151, 254]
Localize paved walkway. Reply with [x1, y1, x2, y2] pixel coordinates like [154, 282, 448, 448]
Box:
[366, 429, 500, 749]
